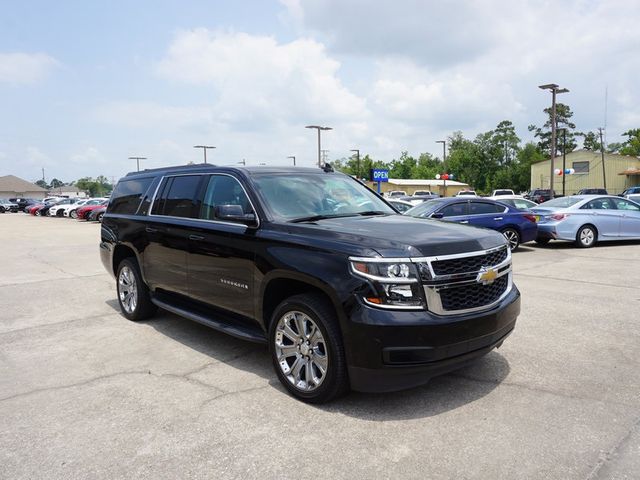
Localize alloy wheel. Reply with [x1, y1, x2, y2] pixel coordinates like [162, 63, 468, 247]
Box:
[580, 227, 595, 246]
[274, 311, 328, 392]
[502, 229, 520, 251]
[118, 266, 138, 314]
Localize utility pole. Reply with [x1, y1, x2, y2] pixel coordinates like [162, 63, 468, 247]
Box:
[193, 145, 216, 164]
[436, 140, 447, 196]
[305, 125, 332, 167]
[598, 127, 606, 190]
[539, 84, 569, 198]
[557, 128, 567, 196]
[350, 149, 360, 179]
[287, 156, 296, 166]
[128, 156, 147, 172]
[42, 168, 45, 183]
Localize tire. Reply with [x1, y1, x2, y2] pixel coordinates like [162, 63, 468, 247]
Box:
[576, 224, 597, 248]
[97, 212, 104, 222]
[70, 210, 78, 219]
[35, 210, 41, 216]
[56, 210, 64, 217]
[0, 206, 5, 213]
[268, 293, 349, 404]
[535, 237, 550, 246]
[501, 228, 520, 251]
[116, 258, 157, 321]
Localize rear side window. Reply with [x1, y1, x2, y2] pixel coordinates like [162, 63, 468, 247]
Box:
[152, 175, 202, 218]
[109, 177, 153, 214]
[469, 202, 503, 215]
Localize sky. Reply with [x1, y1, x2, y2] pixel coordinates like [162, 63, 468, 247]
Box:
[1, 0, 639, 184]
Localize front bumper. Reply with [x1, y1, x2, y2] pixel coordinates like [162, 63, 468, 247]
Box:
[344, 286, 520, 393]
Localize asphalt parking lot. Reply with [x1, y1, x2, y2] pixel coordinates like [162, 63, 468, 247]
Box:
[1, 214, 639, 479]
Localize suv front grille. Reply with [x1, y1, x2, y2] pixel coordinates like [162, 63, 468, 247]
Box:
[420, 245, 512, 315]
[431, 247, 508, 276]
[439, 276, 508, 311]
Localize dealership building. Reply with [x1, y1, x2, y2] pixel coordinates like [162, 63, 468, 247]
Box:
[0, 175, 48, 200]
[530, 150, 640, 195]
[366, 178, 471, 197]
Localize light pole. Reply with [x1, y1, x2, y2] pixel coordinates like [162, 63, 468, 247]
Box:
[305, 125, 332, 167]
[193, 145, 216, 164]
[350, 149, 360, 179]
[557, 128, 568, 196]
[598, 127, 607, 191]
[287, 156, 296, 166]
[128, 156, 146, 172]
[539, 84, 569, 198]
[436, 140, 447, 196]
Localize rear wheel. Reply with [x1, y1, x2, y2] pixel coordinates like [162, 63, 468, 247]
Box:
[35, 209, 41, 216]
[96, 212, 104, 222]
[269, 293, 349, 403]
[501, 228, 520, 251]
[576, 225, 597, 248]
[116, 258, 157, 321]
[70, 210, 78, 219]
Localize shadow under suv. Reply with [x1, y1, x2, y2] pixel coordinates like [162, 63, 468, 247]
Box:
[100, 164, 520, 403]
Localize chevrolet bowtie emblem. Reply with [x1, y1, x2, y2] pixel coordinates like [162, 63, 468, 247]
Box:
[476, 266, 498, 285]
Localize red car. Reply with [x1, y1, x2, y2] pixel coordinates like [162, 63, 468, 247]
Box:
[76, 201, 108, 220]
[27, 203, 45, 215]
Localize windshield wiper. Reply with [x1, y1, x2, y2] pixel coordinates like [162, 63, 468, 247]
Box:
[289, 214, 353, 223]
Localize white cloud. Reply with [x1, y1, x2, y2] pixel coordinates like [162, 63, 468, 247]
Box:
[0, 52, 58, 84]
[156, 29, 367, 126]
[94, 101, 213, 130]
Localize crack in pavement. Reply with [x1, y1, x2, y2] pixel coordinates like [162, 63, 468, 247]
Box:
[196, 384, 272, 415]
[448, 372, 639, 409]
[514, 272, 639, 290]
[585, 415, 640, 480]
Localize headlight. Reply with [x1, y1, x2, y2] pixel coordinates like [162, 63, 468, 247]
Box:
[349, 258, 425, 309]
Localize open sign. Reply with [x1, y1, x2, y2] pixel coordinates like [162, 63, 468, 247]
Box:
[370, 169, 389, 182]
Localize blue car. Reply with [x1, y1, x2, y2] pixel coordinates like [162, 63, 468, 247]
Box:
[405, 197, 538, 251]
[531, 195, 640, 248]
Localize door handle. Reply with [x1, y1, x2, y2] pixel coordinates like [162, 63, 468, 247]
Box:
[189, 234, 205, 241]
[460, 220, 469, 224]
[145, 227, 158, 233]
[493, 217, 503, 221]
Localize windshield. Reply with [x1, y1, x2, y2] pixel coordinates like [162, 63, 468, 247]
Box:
[252, 173, 396, 221]
[405, 199, 445, 218]
[535, 197, 582, 208]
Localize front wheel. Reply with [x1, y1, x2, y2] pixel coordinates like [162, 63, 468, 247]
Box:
[70, 210, 78, 219]
[0, 206, 5, 213]
[501, 228, 520, 251]
[116, 258, 157, 321]
[96, 212, 104, 222]
[269, 294, 349, 403]
[576, 225, 597, 248]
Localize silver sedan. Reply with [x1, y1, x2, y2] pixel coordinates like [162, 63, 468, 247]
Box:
[532, 195, 640, 248]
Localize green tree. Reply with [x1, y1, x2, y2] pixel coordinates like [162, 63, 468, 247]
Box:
[618, 129, 640, 157]
[411, 152, 441, 179]
[35, 179, 49, 189]
[528, 103, 579, 157]
[388, 151, 416, 179]
[490, 120, 521, 166]
[50, 178, 64, 188]
[578, 131, 602, 151]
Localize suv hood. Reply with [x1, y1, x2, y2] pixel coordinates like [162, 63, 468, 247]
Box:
[284, 214, 506, 257]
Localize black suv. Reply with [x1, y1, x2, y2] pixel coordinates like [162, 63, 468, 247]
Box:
[101, 165, 520, 403]
[527, 189, 556, 204]
[577, 188, 608, 195]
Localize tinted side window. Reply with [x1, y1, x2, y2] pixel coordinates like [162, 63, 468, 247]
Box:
[109, 177, 153, 214]
[439, 203, 467, 217]
[584, 198, 616, 210]
[199, 175, 253, 221]
[152, 175, 201, 218]
[469, 202, 502, 215]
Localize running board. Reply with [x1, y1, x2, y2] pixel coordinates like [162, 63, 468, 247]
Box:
[151, 296, 267, 344]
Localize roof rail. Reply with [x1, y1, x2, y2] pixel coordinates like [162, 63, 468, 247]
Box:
[124, 163, 218, 177]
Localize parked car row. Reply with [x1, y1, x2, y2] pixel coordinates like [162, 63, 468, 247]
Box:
[20, 197, 109, 221]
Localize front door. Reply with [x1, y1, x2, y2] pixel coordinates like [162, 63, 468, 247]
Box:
[186, 174, 258, 318]
[612, 198, 640, 237]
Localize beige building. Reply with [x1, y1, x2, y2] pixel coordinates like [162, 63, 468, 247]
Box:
[47, 184, 88, 198]
[530, 150, 640, 195]
[0, 175, 47, 200]
[367, 178, 471, 197]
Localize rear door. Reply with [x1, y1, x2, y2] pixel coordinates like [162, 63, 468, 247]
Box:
[143, 174, 204, 296]
[612, 198, 640, 237]
[186, 174, 258, 318]
[467, 201, 506, 230]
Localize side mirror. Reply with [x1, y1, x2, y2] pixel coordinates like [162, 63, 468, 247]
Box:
[431, 212, 444, 219]
[215, 205, 257, 226]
